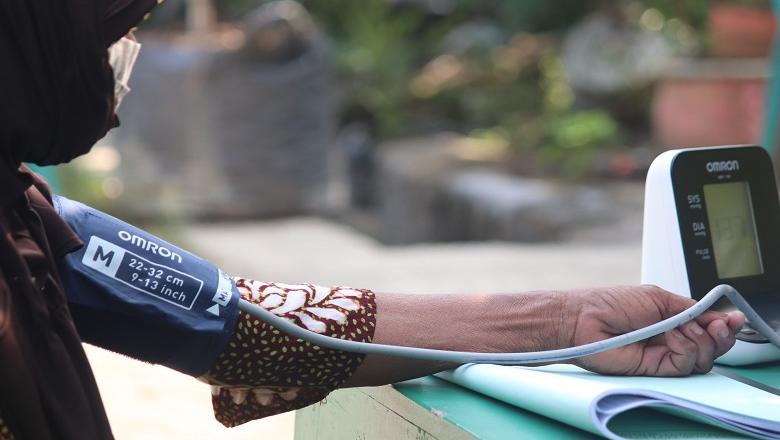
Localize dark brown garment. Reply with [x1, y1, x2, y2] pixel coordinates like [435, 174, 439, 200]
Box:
[0, 0, 160, 438]
[0, 173, 113, 439]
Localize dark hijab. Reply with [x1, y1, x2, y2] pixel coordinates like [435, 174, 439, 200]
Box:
[0, 1, 159, 438]
[0, 0, 159, 207]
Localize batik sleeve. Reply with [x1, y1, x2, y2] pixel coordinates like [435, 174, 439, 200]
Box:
[200, 278, 377, 427]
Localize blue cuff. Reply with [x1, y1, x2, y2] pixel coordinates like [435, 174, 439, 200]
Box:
[54, 195, 240, 376]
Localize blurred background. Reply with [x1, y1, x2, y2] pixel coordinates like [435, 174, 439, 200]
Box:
[39, 0, 779, 438]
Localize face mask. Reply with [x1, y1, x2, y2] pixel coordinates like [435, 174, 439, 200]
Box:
[107, 36, 141, 111]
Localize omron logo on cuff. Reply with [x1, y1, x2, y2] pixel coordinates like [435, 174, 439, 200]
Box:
[117, 230, 182, 263]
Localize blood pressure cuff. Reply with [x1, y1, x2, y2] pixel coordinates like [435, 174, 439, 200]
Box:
[53, 195, 240, 376]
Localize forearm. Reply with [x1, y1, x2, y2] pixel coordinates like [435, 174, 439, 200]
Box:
[344, 291, 571, 387]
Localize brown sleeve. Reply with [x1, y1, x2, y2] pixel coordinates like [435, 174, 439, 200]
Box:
[200, 278, 376, 427]
[25, 170, 83, 257]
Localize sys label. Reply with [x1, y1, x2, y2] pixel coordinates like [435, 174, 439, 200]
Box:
[82, 236, 204, 310]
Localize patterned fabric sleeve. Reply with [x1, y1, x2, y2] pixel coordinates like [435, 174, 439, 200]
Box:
[200, 278, 377, 427]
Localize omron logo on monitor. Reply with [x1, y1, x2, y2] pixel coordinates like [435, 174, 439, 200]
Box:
[706, 160, 740, 173]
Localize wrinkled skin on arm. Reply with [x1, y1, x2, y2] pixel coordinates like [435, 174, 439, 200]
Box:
[346, 285, 744, 386]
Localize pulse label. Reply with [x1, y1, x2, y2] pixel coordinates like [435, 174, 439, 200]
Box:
[82, 236, 203, 310]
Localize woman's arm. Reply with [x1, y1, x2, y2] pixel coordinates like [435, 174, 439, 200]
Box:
[344, 290, 568, 386]
[195, 279, 744, 426]
[344, 285, 745, 387]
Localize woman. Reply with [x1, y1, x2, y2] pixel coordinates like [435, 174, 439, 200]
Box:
[0, 1, 744, 438]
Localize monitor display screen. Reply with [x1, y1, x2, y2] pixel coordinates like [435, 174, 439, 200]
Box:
[703, 181, 763, 279]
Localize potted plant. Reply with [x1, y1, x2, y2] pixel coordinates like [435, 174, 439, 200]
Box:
[709, 0, 775, 57]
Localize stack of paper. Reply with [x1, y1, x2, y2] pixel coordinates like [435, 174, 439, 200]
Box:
[438, 364, 780, 439]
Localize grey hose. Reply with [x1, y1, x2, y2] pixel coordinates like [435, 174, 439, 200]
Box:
[238, 284, 780, 365]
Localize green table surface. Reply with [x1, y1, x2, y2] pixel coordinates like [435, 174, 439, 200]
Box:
[393, 362, 780, 440]
[718, 362, 780, 388]
[395, 375, 601, 439]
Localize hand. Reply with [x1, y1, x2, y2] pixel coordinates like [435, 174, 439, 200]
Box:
[565, 285, 745, 376]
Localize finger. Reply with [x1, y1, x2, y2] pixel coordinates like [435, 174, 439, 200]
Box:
[648, 289, 739, 360]
[727, 311, 746, 332]
[656, 329, 698, 376]
[706, 318, 737, 358]
[679, 321, 715, 373]
[693, 310, 730, 328]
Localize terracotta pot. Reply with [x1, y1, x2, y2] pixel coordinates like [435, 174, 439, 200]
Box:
[652, 58, 767, 149]
[709, 3, 776, 58]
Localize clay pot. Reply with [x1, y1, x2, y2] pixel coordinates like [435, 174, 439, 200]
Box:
[709, 3, 776, 58]
[652, 58, 767, 148]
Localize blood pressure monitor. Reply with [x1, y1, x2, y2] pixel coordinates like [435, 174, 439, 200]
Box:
[642, 145, 780, 365]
